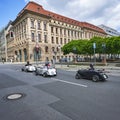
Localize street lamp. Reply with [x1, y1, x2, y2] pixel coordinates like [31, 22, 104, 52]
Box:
[53, 51, 57, 67]
[58, 45, 62, 66]
[102, 43, 106, 65]
[35, 43, 39, 65]
[93, 42, 96, 65]
[73, 46, 77, 62]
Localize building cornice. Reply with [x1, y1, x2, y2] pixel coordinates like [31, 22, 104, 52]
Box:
[12, 1, 106, 34]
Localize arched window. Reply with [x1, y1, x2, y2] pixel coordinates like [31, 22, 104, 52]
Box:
[33, 47, 41, 61]
[19, 50, 22, 62]
[45, 46, 48, 53]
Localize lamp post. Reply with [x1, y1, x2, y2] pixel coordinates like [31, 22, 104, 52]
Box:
[93, 42, 96, 65]
[73, 47, 77, 62]
[53, 51, 57, 67]
[102, 43, 106, 65]
[58, 45, 62, 67]
[35, 43, 39, 65]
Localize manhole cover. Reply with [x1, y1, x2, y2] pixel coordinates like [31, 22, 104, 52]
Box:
[6, 93, 25, 100]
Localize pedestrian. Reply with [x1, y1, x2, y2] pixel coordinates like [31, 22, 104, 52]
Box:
[2, 58, 4, 64]
[51, 59, 53, 64]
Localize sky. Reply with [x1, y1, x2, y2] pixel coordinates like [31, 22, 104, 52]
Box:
[0, 0, 120, 32]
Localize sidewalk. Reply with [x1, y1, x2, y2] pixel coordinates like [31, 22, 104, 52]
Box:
[55, 63, 120, 71]
[1, 61, 120, 71]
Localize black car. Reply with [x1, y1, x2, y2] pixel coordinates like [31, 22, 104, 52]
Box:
[75, 69, 108, 82]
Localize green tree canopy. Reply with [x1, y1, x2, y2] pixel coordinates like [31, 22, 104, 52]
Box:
[62, 39, 88, 55]
[61, 36, 120, 55]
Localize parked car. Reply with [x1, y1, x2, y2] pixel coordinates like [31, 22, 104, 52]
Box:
[35, 66, 57, 77]
[75, 69, 108, 82]
[21, 64, 36, 72]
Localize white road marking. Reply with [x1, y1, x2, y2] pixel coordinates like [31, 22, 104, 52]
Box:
[51, 78, 88, 88]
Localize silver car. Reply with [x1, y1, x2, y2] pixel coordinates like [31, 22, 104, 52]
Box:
[21, 64, 36, 72]
[35, 66, 57, 77]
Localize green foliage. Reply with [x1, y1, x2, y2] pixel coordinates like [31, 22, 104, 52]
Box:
[61, 36, 120, 55]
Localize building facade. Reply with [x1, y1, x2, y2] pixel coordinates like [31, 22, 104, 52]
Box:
[0, 21, 13, 62]
[99, 24, 120, 37]
[7, 1, 106, 62]
[0, 28, 5, 62]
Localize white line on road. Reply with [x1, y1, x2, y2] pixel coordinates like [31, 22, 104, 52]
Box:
[51, 78, 88, 88]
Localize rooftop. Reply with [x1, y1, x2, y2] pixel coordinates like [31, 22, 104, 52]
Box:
[14, 1, 106, 34]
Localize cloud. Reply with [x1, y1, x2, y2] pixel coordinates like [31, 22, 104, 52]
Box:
[25, 0, 120, 31]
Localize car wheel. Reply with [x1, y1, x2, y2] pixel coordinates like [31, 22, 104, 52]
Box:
[54, 74, 57, 76]
[43, 73, 47, 77]
[35, 71, 38, 76]
[75, 73, 81, 79]
[92, 75, 99, 82]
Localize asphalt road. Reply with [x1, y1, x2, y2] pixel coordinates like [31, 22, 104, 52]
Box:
[0, 64, 120, 120]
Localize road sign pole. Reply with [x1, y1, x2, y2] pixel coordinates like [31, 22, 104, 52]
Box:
[93, 43, 96, 65]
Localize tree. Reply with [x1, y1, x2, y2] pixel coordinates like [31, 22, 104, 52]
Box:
[62, 39, 88, 55]
[62, 36, 120, 60]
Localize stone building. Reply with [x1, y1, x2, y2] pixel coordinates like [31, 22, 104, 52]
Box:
[0, 21, 13, 62]
[8, 1, 106, 62]
[6, 25, 14, 62]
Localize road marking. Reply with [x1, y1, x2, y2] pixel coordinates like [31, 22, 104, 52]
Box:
[51, 78, 88, 88]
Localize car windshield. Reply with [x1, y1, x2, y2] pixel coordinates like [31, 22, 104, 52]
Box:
[44, 66, 54, 69]
[48, 66, 54, 69]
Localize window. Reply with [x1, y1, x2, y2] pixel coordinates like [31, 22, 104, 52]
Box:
[45, 46, 48, 53]
[64, 38, 66, 44]
[44, 34, 47, 43]
[31, 20, 34, 28]
[51, 27, 54, 33]
[38, 22, 41, 30]
[85, 32, 87, 38]
[78, 32, 80, 38]
[51, 36, 54, 43]
[68, 30, 70, 36]
[31, 32, 35, 41]
[64, 29, 66, 35]
[37, 7, 40, 12]
[71, 30, 73, 36]
[56, 37, 58, 44]
[75, 31, 76, 37]
[56, 28, 58, 34]
[68, 39, 70, 43]
[10, 31, 14, 38]
[80, 32, 82, 38]
[38, 33, 41, 42]
[60, 28, 62, 35]
[60, 38, 63, 44]
[44, 22, 47, 31]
